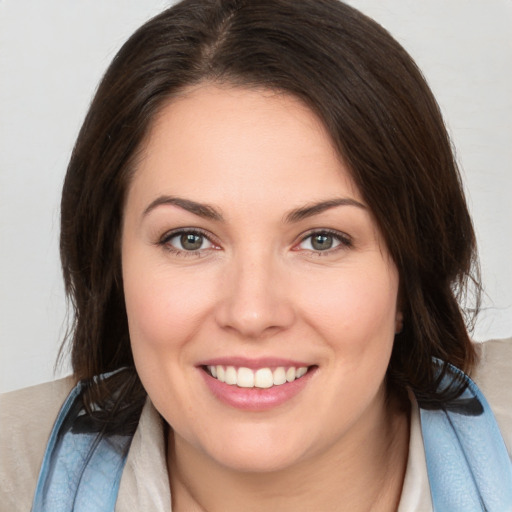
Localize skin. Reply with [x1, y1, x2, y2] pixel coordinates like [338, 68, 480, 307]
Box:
[122, 84, 409, 511]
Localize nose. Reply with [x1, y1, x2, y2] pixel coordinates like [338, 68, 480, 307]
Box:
[214, 251, 296, 340]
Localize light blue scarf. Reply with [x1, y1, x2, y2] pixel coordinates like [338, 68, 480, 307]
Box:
[420, 362, 512, 510]
[32, 365, 512, 511]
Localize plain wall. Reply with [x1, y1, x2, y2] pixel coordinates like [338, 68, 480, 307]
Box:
[1, 0, 511, 393]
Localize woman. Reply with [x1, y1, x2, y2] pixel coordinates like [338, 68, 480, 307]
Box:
[1, 0, 511, 510]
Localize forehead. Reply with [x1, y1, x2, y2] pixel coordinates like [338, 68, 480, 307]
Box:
[128, 84, 362, 213]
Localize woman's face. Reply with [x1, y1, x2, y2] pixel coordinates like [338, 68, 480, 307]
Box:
[122, 85, 401, 472]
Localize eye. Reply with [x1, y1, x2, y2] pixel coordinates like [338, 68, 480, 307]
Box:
[160, 229, 215, 253]
[297, 230, 351, 253]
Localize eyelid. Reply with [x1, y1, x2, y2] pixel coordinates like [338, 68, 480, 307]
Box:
[294, 229, 353, 253]
[158, 227, 220, 255]
[156, 227, 352, 257]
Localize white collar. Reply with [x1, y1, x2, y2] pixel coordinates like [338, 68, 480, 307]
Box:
[398, 393, 433, 511]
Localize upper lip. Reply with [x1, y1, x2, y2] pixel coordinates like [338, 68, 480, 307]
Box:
[197, 357, 313, 370]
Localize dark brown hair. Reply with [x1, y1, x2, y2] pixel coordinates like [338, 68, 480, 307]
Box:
[60, 0, 480, 414]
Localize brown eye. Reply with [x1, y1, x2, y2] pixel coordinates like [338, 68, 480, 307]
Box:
[297, 230, 351, 254]
[180, 233, 204, 250]
[162, 230, 214, 253]
[311, 234, 334, 251]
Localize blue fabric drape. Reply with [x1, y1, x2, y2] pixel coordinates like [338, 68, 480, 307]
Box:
[420, 362, 512, 511]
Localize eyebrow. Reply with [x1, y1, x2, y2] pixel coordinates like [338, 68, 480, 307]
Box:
[143, 196, 224, 221]
[284, 198, 366, 223]
[143, 195, 366, 223]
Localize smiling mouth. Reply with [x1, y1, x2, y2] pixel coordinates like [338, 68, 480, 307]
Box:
[203, 365, 314, 389]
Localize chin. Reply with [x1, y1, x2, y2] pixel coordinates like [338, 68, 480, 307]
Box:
[213, 446, 304, 474]
[193, 423, 314, 474]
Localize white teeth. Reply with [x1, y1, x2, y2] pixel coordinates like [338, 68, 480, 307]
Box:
[296, 366, 308, 378]
[254, 368, 273, 388]
[273, 367, 287, 385]
[225, 366, 237, 385]
[237, 367, 254, 388]
[208, 365, 310, 388]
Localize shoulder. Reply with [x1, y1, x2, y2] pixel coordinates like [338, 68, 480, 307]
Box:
[471, 337, 512, 456]
[0, 376, 76, 511]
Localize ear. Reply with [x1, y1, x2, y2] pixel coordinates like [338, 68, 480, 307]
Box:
[395, 310, 404, 334]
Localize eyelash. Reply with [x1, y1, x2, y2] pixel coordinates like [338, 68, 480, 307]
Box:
[158, 228, 217, 258]
[157, 228, 353, 257]
[295, 229, 353, 256]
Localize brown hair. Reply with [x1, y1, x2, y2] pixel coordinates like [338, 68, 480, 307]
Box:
[60, 0, 480, 415]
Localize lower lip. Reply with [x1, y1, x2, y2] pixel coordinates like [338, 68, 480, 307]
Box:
[199, 367, 316, 411]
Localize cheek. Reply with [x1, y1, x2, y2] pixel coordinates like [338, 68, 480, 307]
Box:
[122, 255, 216, 418]
[348, 272, 398, 338]
[122, 246, 216, 362]
[298, 262, 399, 341]
[296, 258, 399, 405]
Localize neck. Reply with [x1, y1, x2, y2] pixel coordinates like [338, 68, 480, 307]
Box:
[167, 391, 410, 512]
